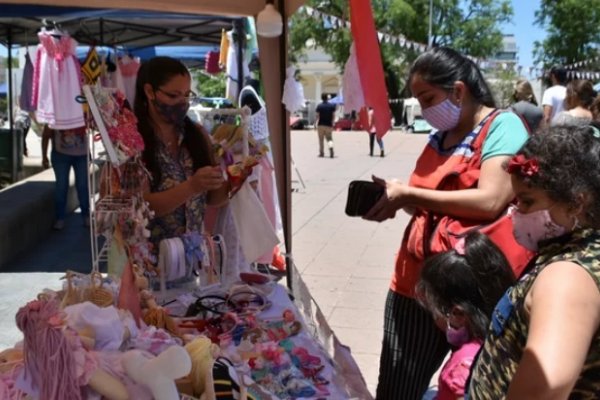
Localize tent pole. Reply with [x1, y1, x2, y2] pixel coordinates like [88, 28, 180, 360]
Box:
[100, 18, 104, 46]
[234, 19, 245, 98]
[278, 0, 293, 291]
[7, 27, 16, 183]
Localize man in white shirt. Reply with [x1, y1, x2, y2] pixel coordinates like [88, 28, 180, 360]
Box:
[541, 66, 567, 126]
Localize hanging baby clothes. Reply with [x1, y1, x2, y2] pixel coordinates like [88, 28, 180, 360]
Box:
[342, 43, 366, 113]
[119, 55, 141, 107]
[239, 85, 284, 263]
[205, 50, 221, 75]
[244, 17, 258, 66]
[225, 30, 250, 101]
[219, 29, 229, 69]
[101, 52, 126, 96]
[19, 53, 36, 112]
[32, 30, 85, 130]
[282, 66, 305, 113]
[211, 204, 252, 286]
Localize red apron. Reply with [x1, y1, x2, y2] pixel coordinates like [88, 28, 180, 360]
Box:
[391, 110, 531, 296]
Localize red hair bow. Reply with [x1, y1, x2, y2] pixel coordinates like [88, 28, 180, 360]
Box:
[507, 154, 539, 177]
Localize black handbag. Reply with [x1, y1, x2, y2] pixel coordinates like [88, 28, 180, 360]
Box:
[345, 180, 385, 217]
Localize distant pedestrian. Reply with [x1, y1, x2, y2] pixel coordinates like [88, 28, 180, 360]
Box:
[552, 79, 595, 126]
[417, 232, 515, 400]
[511, 80, 543, 133]
[368, 107, 385, 157]
[315, 94, 336, 158]
[541, 65, 567, 126]
[13, 106, 31, 156]
[42, 125, 90, 230]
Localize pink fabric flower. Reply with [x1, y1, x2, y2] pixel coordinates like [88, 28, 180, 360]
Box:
[454, 238, 466, 255]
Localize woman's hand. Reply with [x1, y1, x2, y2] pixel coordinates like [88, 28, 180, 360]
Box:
[188, 166, 225, 194]
[363, 175, 411, 222]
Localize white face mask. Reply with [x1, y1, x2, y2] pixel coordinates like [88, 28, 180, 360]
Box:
[421, 97, 461, 131]
[510, 206, 567, 251]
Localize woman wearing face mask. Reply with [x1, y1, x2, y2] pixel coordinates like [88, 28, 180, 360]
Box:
[134, 57, 228, 252]
[364, 47, 529, 399]
[468, 124, 600, 399]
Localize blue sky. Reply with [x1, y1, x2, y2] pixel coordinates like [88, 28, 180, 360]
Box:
[502, 0, 546, 75]
[1, 0, 546, 73]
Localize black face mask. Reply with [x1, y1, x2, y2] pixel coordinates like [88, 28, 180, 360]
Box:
[153, 97, 190, 126]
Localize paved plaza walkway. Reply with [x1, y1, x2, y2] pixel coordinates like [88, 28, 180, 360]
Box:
[290, 128, 428, 393]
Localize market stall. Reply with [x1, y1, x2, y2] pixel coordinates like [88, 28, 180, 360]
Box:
[0, 2, 372, 399]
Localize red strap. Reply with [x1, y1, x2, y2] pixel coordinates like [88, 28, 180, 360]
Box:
[471, 109, 503, 152]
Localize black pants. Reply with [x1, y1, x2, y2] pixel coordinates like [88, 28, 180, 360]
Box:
[369, 132, 384, 155]
[376, 290, 450, 400]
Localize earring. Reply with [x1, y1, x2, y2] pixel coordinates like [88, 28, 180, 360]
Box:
[572, 215, 581, 230]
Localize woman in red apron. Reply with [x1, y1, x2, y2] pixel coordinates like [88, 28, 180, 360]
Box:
[365, 47, 529, 400]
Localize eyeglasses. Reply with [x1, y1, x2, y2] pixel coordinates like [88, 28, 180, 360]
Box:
[156, 88, 197, 102]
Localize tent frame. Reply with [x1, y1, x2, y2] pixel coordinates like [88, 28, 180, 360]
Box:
[0, 1, 295, 289]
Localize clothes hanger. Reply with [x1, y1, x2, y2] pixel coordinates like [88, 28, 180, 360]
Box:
[42, 19, 64, 39]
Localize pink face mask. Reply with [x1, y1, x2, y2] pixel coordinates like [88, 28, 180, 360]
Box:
[510, 206, 567, 251]
[446, 322, 470, 347]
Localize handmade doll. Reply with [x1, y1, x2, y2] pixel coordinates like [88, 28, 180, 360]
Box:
[16, 298, 130, 400]
[140, 289, 180, 337]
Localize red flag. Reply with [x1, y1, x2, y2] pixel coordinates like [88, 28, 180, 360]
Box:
[350, 0, 392, 138]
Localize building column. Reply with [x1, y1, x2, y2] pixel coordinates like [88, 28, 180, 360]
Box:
[314, 73, 323, 103]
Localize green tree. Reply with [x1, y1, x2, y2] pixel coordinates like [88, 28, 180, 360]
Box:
[0, 55, 19, 69]
[290, 0, 512, 65]
[533, 0, 600, 68]
[194, 71, 226, 98]
[289, 0, 512, 121]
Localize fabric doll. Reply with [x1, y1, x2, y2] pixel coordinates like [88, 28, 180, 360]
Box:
[122, 345, 192, 400]
[140, 289, 180, 337]
[184, 336, 220, 399]
[15, 298, 130, 400]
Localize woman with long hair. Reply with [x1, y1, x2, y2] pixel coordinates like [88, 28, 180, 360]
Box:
[511, 79, 543, 133]
[552, 79, 595, 126]
[134, 57, 228, 250]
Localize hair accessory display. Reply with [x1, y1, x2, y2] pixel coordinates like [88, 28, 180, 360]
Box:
[83, 84, 144, 165]
[181, 231, 205, 269]
[506, 154, 539, 177]
[158, 237, 188, 292]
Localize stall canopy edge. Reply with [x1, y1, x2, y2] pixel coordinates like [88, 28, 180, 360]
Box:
[0, 0, 305, 17]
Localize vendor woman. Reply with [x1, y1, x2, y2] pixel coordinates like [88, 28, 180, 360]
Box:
[134, 56, 228, 250]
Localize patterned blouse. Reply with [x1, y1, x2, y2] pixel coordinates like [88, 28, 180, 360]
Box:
[147, 134, 207, 251]
[468, 228, 600, 399]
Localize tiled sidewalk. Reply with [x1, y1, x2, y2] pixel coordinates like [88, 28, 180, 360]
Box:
[290, 128, 428, 394]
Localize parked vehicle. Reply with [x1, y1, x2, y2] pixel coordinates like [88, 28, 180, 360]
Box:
[334, 115, 364, 131]
[407, 115, 433, 133]
[290, 116, 309, 129]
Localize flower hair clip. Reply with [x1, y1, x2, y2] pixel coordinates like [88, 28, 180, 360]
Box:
[506, 154, 539, 177]
[454, 238, 466, 255]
